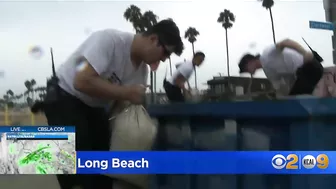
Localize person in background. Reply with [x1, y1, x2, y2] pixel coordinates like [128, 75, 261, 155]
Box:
[41, 19, 184, 189]
[238, 39, 323, 96]
[164, 51, 205, 102]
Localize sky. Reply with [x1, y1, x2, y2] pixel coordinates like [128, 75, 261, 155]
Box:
[0, 0, 334, 96]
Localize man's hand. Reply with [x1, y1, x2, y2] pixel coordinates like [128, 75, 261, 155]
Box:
[124, 84, 147, 104]
[182, 88, 191, 99]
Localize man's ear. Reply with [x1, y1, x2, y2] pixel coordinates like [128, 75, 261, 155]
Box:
[149, 34, 159, 43]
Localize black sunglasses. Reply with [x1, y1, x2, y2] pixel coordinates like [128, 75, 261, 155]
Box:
[158, 38, 172, 57]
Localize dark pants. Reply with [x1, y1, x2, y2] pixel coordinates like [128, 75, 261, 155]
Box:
[163, 79, 185, 102]
[44, 87, 113, 189]
[289, 59, 323, 95]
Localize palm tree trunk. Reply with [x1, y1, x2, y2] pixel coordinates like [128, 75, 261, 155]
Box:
[192, 43, 197, 89]
[169, 57, 172, 76]
[31, 91, 35, 103]
[150, 71, 154, 103]
[225, 29, 231, 92]
[269, 8, 276, 44]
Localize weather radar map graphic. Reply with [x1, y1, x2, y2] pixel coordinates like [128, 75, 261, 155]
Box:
[0, 126, 76, 174]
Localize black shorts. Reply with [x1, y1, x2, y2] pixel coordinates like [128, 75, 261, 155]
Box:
[163, 79, 185, 102]
[289, 58, 323, 95]
[44, 87, 113, 189]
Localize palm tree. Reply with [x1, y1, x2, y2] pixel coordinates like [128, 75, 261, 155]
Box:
[6, 90, 15, 105]
[124, 5, 144, 33]
[124, 5, 158, 103]
[260, 0, 276, 44]
[3, 95, 9, 104]
[24, 79, 36, 104]
[24, 80, 31, 96]
[0, 98, 4, 107]
[3, 95, 9, 102]
[217, 9, 235, 92]
[35, 86, 47, 100]
[15, 94, 23, 104]
[6, 90, 14, 99]
[184, 27, 200, 89]
[142, 10, 158, 103]
[3, 94, 14, 108]
[142, 11, 158, 29]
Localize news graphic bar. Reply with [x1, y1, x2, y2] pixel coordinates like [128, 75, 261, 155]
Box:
[0, 126, 75, 133]
[6, 134, 68, 140]
[76, 151, 336, 174]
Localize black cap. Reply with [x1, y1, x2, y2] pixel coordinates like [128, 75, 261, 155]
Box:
[148, 19, 184, 55]
[238, 54, 260, 73]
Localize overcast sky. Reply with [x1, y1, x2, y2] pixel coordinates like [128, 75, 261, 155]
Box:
[0, 0, 333, 96]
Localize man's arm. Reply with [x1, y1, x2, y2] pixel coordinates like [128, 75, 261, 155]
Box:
[275, 39, 314, 62]
[73, 31, 131, 101]
[175, 75, 191, 97]
[74, 62, 128, 100]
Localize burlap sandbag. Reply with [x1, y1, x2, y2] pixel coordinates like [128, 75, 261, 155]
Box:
[106, 104, 158, 189]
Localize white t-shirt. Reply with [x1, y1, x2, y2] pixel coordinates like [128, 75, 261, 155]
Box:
[167, 61, 194, 86]
[260, 45, 304, 94]
[57, 29, 148, 107]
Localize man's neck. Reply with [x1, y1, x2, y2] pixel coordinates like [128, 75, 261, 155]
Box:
[255, 60, 262, 69]
[130, 34, 144, 68]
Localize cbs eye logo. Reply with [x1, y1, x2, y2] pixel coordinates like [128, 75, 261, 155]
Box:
[272, 154, 329, 170]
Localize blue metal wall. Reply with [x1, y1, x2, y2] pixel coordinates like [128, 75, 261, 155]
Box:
[148, 98, 336, 189]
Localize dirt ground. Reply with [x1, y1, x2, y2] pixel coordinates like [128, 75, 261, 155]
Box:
[0, 175, 61, 189]
[0, 110, 47, 126]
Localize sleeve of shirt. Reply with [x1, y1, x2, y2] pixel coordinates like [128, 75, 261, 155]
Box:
[78, 31, 114, 75]
[266, 45, 281, 55]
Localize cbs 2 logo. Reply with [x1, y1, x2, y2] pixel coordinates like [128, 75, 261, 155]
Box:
[272, 154, 329, 169]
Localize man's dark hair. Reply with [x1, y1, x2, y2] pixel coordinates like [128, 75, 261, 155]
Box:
[194, 51, 205, 58]
[143, 19, 184, 56]
[238, 53, 260, 73]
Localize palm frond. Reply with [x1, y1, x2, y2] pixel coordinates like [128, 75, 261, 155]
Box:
[184, 27, 199, 43]
[218, 9, 235, 29]
[261, 0, 274, 9]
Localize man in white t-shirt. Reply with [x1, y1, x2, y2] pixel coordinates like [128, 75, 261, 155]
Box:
[238, 39, 323, 96]
[40, 19, 184, 189]
[164, 51, 205, 102]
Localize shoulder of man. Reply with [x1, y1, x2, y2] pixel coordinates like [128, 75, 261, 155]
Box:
[262, 44, 278, 56]
[177, 61, 193, 69]
[260, 45, 280, 65]
[101, 29, 134, 44]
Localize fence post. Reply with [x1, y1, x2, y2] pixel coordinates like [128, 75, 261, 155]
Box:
[31, 112, 35, 125]
[4, 104, 10, 125]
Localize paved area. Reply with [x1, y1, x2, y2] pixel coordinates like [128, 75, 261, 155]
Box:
[0, 175, 60, 189]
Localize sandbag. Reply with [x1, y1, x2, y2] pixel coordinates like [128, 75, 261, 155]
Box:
[106, 104, 158, 189]
[186, 88, 202, 102]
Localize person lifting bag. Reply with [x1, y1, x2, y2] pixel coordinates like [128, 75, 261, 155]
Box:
[106, 103, 158, 189]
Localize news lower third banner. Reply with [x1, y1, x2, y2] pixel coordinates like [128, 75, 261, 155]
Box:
[76, 151, 335, 174]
